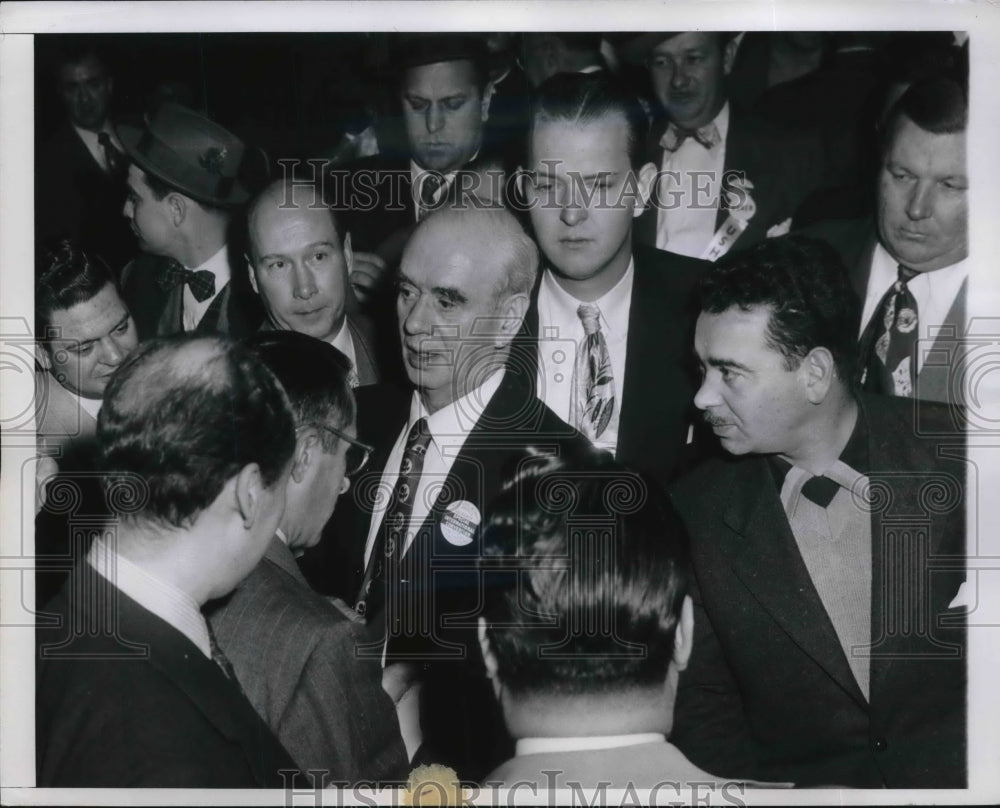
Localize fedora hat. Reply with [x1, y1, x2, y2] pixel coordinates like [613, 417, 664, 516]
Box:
[118, 103, 248, 207]
[614, 32, 738, 66]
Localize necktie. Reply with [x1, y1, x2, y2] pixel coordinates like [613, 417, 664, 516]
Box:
[355, 417, 433, 619]
[418, 173, 445, 218]
[660, 121, 722, 152]
[97, 131, 123, 175]
[862, 265, 919, 397]
[571, 303, 615, 441]
[156, 260, 217, 303]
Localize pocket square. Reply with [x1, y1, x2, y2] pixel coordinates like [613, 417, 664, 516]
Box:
[766, 218, 792, 239]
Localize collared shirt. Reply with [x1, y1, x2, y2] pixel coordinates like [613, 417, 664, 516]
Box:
[72, 122, 124, 174]
[181, 244, 231, 332]
[87, 536, 212, 659]
[328, 318, 359, 387]
[410, 161, 458, 221]
[72, 389, 103, 421]
[655, 102, 731, 259]
[860, 243, 969, 374]
[536, 260, 633, 455]
[516, 732, 666, 757]
[363, 369, 505, 566]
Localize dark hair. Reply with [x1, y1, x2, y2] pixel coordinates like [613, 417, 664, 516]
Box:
[699, 235, 861, 385]
[52, 39, 108, 79]
[244, 330, 355, 452]
[480, 451, 690, 696]
[97, 335, 296, 529]
[35, 240, 117, 341]
[883, 76, 967, 152]
[529, 72, 650, 170]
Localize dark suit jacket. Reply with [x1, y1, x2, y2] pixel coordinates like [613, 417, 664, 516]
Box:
[36, 564, 297, 787]
[36, 122, 134, 273]
[206, 536, 408, 782]
[514, 245, 708, 488]
[259, 313, 383, 386]
[636, 107, 825, 258]
[336, 154, 417, 267]
[120, 249, 263, 341]
[804, 217, 968, 404]
[668, 394, 967, 787]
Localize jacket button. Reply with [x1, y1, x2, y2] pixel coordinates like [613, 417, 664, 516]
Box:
[873, 736, 888, 752]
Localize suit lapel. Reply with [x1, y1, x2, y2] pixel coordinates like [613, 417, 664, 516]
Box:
[347, 316, 380, 386]
[157, 285, 184, 337]
[718, 459, 869, 707]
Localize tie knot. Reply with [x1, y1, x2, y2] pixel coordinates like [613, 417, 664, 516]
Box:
[420, 173, 445, 207]
[407, 417, 432, 452]
[577, 303, 601, 335]
[97, 132, 111, 146]
[897, 264, 918, 283]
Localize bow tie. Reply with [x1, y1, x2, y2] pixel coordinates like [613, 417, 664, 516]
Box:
[156, 261, 217, 302]
[660, 122, 722, 152]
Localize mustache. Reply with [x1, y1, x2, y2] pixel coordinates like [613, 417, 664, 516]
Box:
[702, 413, 730, 427]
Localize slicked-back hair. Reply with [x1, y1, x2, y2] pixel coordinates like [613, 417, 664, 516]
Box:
[883, 76, 967, 152]
[480, 451, 691, 696]
[36, 240, 117, 342]
[699, 235, 861, 385]
[529, 71, 651, 170]
[97, 335, 296, 529]
[244, 330, 355, 453]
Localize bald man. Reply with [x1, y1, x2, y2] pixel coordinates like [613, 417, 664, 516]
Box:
[246, 178, 385, 387]
[298, 204, 591, 781]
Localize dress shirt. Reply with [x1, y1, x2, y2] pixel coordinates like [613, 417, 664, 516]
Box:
[535, 261, 633, 455]
[859, 243, 969, 374]
[655, 102, 731, 258]
[87, 536, 212, 659]
[516, 732, 666, 756]
[72, 123, 124, 174]
[328, 317, 359, 386]
[71, 390, 103, 421]
[181, 245, 231, 332]
[362, 369, 505, 566]
[410, 161, 458, 221]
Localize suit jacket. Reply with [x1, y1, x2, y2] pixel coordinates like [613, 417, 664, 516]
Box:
[206, 536, 408, 782]
[636, 107, 825, 258]
[668, 394, 967, 787]
[336, 154, 417, 267]
[514, 245, 708, 488]
[804, 217, 968, 404]
[120, 249, 263, 341]
[36, 563, 297, 787]
[34, 370, 98, 457]
[485, 741, 723, 792]
[259, 313, 383, 386]
[35, 121, 135, 273]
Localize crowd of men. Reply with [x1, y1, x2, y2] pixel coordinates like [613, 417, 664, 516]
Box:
[33, 31, 969, 792]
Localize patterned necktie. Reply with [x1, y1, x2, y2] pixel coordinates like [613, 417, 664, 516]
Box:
[355, 417, 433, 619]
[156, 260, 217, 302]
[660, 121, 722, 152]
[572, 303, 615, 441]
[418, 173, 445, 218]
[863, 265, 919, 397]
[97, 131, 123, 175]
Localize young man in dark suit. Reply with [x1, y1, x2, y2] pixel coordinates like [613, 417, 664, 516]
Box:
[518, 71, 709, 489]
[118, 103, 263, 340]
[207, 331, 408, 783]
[36, 335, 299, 787]
[670, 235, 966, 787]
[299, 204, 589, 781]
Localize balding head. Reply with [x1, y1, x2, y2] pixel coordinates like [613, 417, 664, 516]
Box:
[246, 179, 352, 342]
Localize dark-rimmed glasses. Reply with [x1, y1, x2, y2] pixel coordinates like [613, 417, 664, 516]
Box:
[302, 424, 373, 476]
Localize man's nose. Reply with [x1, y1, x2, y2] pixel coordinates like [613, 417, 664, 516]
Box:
[98, 337, 125, 367]
[560, 198, 588, 227]
[693, 374, 720, 411]
[906, 181, 935, 221]
[122, 197, 133, 219]
[292, 263, 318, 299]
[401, 294, 431, 335]
[425, 103, 445, 134]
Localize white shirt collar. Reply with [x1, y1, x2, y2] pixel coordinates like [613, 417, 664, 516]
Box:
[541, 257, 635, 338]
[189, 243, 231, 281]
[712, 101, 731, 143]
[87, 536, 212, 658]
[69, 388, 103, 420]
[408, 368, 506, 449]
[516, 732, 666, 756]
[328, 317, 358, 373]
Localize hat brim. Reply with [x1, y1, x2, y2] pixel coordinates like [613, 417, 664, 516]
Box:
[118, 122, 249, 208]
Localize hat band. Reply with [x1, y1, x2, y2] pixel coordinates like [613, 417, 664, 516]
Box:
[136, 130, 235, 203]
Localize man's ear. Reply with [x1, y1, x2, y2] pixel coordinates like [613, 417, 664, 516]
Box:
[35, 342, 53, 371]
[673, 595, 695, 672]
[234, 462, 265, 529]
[245, 256, 259, 295]
[480, 82, 494, 123]
[495, 292, 530, 347]
[342, 231, 354, 276]
[167, 192, 187, 227]
[633, 161, 658, 217]
[478, 616, 499, 680]
[722, 34, 740, 76]
[801, 346, 835, 404]
[290, 431, 317, 485]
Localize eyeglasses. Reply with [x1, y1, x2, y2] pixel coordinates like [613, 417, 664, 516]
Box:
[302, 423, 373, 476]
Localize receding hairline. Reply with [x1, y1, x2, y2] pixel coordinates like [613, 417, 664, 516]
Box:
[247, 179, 343, 260]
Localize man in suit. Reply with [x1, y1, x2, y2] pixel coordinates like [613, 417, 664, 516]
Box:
[206, 331, 408, 783]
[34, 240, 138, 458]
[806, 77, 968, 404]
[118, 102, 262, 340]
[246, 178, 385, 386]
[624, 32, 823, 261]
[300, 204, 589, 780]
[518, 72, 709, 488]
[478, 451, 726, 792]
[518, 33, 606, 88]
[36, 335, 299, 787]
[669, 235, 966, 787]
[36, 41, 134, 272]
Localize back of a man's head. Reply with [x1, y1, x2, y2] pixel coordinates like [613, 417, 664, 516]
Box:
[700, 235, 861, 387]
[97, 335, 295, 528]
[481, 451, 690, 697]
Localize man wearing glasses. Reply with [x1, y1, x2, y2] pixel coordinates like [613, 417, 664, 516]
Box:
[206, 330, 408, 784]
